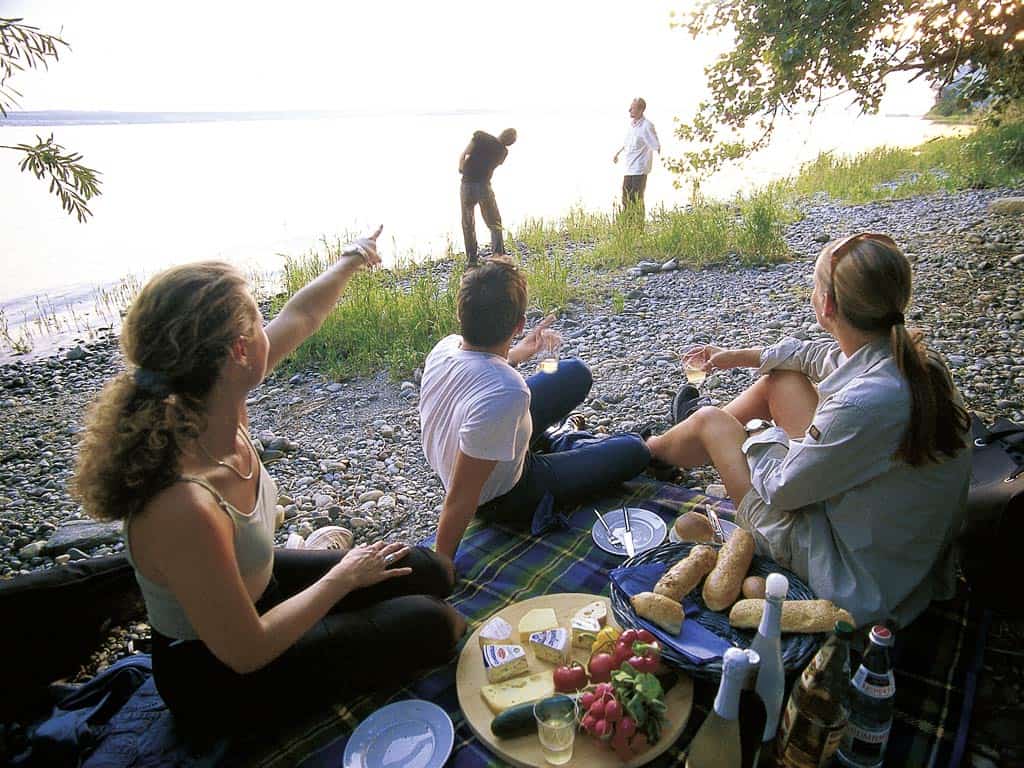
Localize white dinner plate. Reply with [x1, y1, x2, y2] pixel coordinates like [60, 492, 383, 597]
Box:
[343, 699, 454, 768]
[591, 507, 667, 556]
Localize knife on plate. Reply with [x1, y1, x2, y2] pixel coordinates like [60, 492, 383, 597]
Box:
[622, 505, 636, 557]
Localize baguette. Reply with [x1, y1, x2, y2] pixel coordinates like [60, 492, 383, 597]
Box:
[702, 528, 755, 611]
[654, 545, 718, 601]
[631, 591, 684, 635]
[728, 599, 856, 633]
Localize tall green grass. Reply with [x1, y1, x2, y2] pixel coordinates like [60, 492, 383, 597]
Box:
[274, 239, 462, 378]
[522, 250, 578, 313]
[788, 120, 1024, 203]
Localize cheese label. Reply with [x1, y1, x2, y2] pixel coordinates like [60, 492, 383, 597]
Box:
[482, 643, 525, 668]
[478, 615, 513, 647]
[530, 628, 570, 663]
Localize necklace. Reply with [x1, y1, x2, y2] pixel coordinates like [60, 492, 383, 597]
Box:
[196, 429, 254, 480]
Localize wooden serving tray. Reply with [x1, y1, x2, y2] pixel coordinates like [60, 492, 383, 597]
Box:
[456, 593, 693, 768]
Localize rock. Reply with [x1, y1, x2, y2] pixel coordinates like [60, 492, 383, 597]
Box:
[379, 425, 396, 439]
[813, 231, 831, 243]
[660, 259, 678, 272]
[988, 197, 1024, 215]
[637, 261, 661, 274]
[65, 346, 87, 361]
[67, 547, 90, 561]
[55, 554, 71, 566]
[314, 493, 333, 508]
[358, 490, 385, 504]
[18, 540, 46, 559]
[43, 521, 122, 555]
[377, 495, 397, 509]
[349, 517, 372, 529]
[1010, 254, 1024, 266]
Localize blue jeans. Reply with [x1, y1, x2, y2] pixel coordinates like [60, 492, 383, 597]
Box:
[478, 358, 651, 527]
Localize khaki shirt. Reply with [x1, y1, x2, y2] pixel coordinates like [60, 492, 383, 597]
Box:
[737, 337, 970, 628]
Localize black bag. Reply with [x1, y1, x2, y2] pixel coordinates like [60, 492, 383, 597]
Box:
[960, 414, 1024, 611]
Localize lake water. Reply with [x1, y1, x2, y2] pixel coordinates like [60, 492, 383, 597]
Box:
[0, 107, 960, 354]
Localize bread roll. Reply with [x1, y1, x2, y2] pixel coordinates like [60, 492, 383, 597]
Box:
[631, 592, 684, 635]
[654, 545, 718, 601]
[673, 511, 715, 542]
[742, 576, 767, 599]
[728, 599, 857, 633]
[702, 528, 755, 611]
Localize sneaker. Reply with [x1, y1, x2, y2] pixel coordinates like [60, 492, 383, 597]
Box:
[302, 526, 354, 552]
[671, 384, 709, 426]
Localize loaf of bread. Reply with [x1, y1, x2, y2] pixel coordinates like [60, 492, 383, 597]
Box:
[654, 545, 718, 601]
[728, 599, 857, 633]
[702, 528, 755, 611]
[631, 591, 684, 635]
[673, 511, 715, 542]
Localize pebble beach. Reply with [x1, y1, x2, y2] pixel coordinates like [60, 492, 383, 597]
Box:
[1, 186, 1022, 764]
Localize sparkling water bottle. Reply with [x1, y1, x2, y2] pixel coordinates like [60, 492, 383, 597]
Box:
[837, 625, 895, 768]
[749, 572, 788, 747]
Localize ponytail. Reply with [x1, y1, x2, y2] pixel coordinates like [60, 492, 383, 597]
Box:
[890, 325, 967, 465]
[72, 374, 206, 520]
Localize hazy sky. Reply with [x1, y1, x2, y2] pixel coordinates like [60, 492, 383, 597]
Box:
[3, 0, 935, 115]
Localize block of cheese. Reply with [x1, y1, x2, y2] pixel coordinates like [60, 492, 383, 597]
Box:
[529, 628, 570, 664]
[481, 670, 556, 714]
[477, 615, 513, 648]
[570, 615, 602, 649]
[572, 600, 607, 627]
[481, 643, 530, 683]
[518, 608, 558, 642]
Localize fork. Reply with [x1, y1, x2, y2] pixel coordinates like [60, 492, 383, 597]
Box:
[593, 508, 621, 545]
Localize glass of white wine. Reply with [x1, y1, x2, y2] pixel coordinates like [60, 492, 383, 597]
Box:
[538, 332, 562, 374]
[682, 347, 708, 387]
[533, 695, 578, 765]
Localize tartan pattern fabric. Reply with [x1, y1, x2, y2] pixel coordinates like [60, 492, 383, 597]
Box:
[226, 481, 985, 768]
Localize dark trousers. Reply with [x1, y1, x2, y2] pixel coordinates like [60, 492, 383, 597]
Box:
[479, 359, 652, 527]
[152, 547, 457, 736]
[460, 180, 504, 264]
[621, 174, 648, 221]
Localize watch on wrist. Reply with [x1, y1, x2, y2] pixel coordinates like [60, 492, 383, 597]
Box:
[744, 418, 773, 435]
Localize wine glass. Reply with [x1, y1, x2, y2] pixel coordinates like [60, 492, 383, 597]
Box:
[538, 331, 562, 374]
[682, 346, 708, 387]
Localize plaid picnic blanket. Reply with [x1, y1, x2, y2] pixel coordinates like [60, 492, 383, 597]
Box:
[225, 480, 987, 768]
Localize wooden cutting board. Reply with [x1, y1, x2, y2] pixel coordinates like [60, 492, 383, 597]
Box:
[456, 593, 693, 768]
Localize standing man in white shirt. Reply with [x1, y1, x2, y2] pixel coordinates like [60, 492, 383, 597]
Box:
[613, 97, 661, 221]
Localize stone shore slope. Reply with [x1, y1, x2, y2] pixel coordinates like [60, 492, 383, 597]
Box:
[0, 187, 1022, 764]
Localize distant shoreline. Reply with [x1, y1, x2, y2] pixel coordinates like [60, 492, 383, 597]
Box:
[0, 108, 506, 128]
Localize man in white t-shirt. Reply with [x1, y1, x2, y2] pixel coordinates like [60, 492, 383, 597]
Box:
[613, 97, 660, 221]
[420, 259, 651, 560]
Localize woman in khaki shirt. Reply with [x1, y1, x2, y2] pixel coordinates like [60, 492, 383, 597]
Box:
[648, 233, 971, 627]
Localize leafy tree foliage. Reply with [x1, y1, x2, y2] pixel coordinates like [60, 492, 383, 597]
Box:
[1, 17, 102, 221]
[671, 0, 1024, 179]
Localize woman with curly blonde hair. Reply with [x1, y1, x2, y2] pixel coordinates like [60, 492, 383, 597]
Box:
[73, 229, 464, 735]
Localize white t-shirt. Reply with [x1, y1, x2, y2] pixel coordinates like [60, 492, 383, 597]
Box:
[419, 335, 532, 505]
[622, 116, 660, 176]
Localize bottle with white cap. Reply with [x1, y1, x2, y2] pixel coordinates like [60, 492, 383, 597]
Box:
[686, 647, 750, 767]
[749, 572, 789, 748]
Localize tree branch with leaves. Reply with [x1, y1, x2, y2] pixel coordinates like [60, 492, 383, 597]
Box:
[670, 0, 1024, 183]
[1, 17, 102, 221]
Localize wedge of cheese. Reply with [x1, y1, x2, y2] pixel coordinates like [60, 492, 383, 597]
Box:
[518, 608, 558, 642]
[529, 628, 570, 664]
[570, 615, 602, 649]
[477, 615, 513, 648]
[481, 670, 556, 714]
[481, 643, 529, 683]
[572, 600, 607, 627]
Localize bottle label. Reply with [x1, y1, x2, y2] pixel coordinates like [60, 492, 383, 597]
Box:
[845, 721, 891, 745]
[852, 667, 894, 698]
[777, 697, 847, 767]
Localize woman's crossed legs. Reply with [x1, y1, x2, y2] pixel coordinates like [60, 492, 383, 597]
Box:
[646, 370, 818, 502]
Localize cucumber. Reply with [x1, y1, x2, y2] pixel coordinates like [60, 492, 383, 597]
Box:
[490, 700, 540, 739]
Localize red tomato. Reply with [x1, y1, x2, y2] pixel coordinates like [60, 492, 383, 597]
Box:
[553, 661, 589, 692]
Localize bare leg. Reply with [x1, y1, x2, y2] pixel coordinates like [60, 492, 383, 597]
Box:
[647, 407, 752, 502]
[648, 371, 819, 502]
[724, 370, 818, 437]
